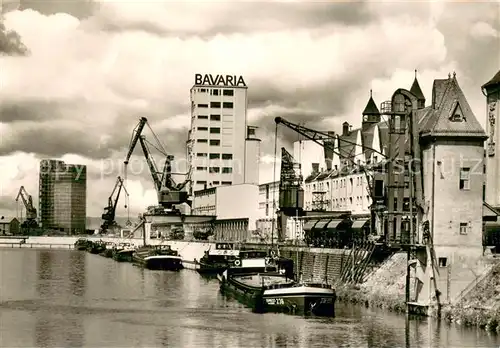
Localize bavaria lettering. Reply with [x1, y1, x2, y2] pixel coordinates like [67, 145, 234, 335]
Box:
[195, 74, 246, 87]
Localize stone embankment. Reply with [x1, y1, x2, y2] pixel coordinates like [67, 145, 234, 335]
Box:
[442, 262, 500, 332]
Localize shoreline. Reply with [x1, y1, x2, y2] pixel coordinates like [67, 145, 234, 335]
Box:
[336, 284, 500, 333]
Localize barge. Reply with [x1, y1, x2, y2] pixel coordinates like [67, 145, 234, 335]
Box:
[218, 270, 336, 316]
[133, 245, 183, 271]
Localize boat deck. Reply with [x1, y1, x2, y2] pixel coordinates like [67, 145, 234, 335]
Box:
[235, 274, 295, 288]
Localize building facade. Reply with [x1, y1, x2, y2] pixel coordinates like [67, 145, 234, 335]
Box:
[187, 74, 260, 194]
[39, 160, 87, 234]
[483, 69, 500, 208]
[191, 183, 260, 240]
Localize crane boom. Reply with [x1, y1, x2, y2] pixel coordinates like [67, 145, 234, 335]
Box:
[15, 186, 37, 220]
[125, 117, 148, 165]
[101, 176, 129, 232]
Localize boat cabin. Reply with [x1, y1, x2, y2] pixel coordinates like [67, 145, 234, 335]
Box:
[207, 242, 240, 257]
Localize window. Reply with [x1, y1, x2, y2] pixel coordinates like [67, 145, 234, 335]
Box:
[221, 181, 232, 185]
[222, 167, 232, 174]
[210, 114, 221, 121]
[459, 222, 469, 235]
[196, 180, 207, 185]
[459, 168, 470, 190]
[196, 166, 207, 171]
[265, 204, 269, 216]
[211, 89, 219, 96]
[198, 103, 208, 108]
[197, 153, 207, 157]
[213, 181, 220, 185]
[223, 102, 233, 109]
[223, 89, 234, 96]
[209, 153, 220, 159]
[210, 139, 220, 146]
[197, 139, 208, 143]
[222, 153, 233, 160]
[209, 167, 220, 173]
[210, 127, 221, 134]
[210, 102, 221, 108]
[197, 126, 208, 131]
[438, 257, 447, 267]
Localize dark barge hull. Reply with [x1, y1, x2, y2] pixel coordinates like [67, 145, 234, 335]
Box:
[113, 250, 134, 262]
[133, 255, 183, 271]
[219, 273, 335, 316]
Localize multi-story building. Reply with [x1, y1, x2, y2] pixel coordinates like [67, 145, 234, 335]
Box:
[186, 74, 260, 194]
[39, 160, 86, 234]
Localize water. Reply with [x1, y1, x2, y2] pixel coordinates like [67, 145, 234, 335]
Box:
[0, 249, 498, 348]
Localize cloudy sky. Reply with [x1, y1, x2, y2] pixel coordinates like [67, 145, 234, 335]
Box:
[0, 0, 499, 219]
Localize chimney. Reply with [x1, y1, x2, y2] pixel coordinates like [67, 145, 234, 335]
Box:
[312, 163, 319, 173]
[342, 122, 349, 136]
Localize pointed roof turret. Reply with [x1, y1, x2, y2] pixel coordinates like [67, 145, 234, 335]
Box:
[410, 69, 425, 106]
[482, 69, 500, 92]
[362, 89, 380, 115]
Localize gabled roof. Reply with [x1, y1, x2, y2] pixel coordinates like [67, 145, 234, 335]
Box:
[410, 77, 425, 101]
[338, 130, 358, 160]
[482, 69, 500, 90]
[420, 75, 486, 139]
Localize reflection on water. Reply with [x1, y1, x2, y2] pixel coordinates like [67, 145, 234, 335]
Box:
[0, 249, 499, 347]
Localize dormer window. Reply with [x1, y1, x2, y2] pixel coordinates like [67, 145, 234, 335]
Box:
[449, 102, 465, 122]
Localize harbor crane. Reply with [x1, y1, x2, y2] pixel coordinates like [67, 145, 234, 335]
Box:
[274, 117, 386, 232]
[100, 176, 129, 233]
[15, 186, 38, 228]
[124, 117, 189, 214]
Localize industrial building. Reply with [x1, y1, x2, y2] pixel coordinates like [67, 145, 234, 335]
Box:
[39, 159, 87, 234]
[187, 74, 260, 194]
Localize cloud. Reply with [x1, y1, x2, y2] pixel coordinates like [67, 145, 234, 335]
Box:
[471, 22, 499, 39]
[0, 1, 499, 218]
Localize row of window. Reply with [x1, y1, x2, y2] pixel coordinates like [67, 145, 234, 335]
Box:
[307, 167, 472, 194]
[197, 114, 222, 120]
[198, 88, 234, 96]
[197, 127, 221, 133]
[197, 139, 220, 145]
[196, 166, 233, 173]
[196, 180, 233, 185]
[196, 153, 233, 160]
[197, 102, 233, 109]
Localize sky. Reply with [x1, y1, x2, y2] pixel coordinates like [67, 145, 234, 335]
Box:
[0, 0, 499, 219]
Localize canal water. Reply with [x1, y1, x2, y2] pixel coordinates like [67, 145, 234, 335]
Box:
[0, 249, 498, 348]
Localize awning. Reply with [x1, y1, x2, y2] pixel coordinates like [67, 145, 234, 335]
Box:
[303, 220, 319, 232]
[484, 221, 500, 233]
[312, 219, 330, 232]
[352, 218, 370, 230]
[326, 219, 343, 231]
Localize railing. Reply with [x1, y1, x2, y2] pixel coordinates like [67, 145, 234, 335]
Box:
[0, 243, 74, 249]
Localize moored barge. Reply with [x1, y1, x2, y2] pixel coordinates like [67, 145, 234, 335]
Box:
[219, 271, 336, 316]
[133, 245, 183, 271]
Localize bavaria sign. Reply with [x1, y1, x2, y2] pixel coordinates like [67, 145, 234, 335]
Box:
[195, 74, 247, 87]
